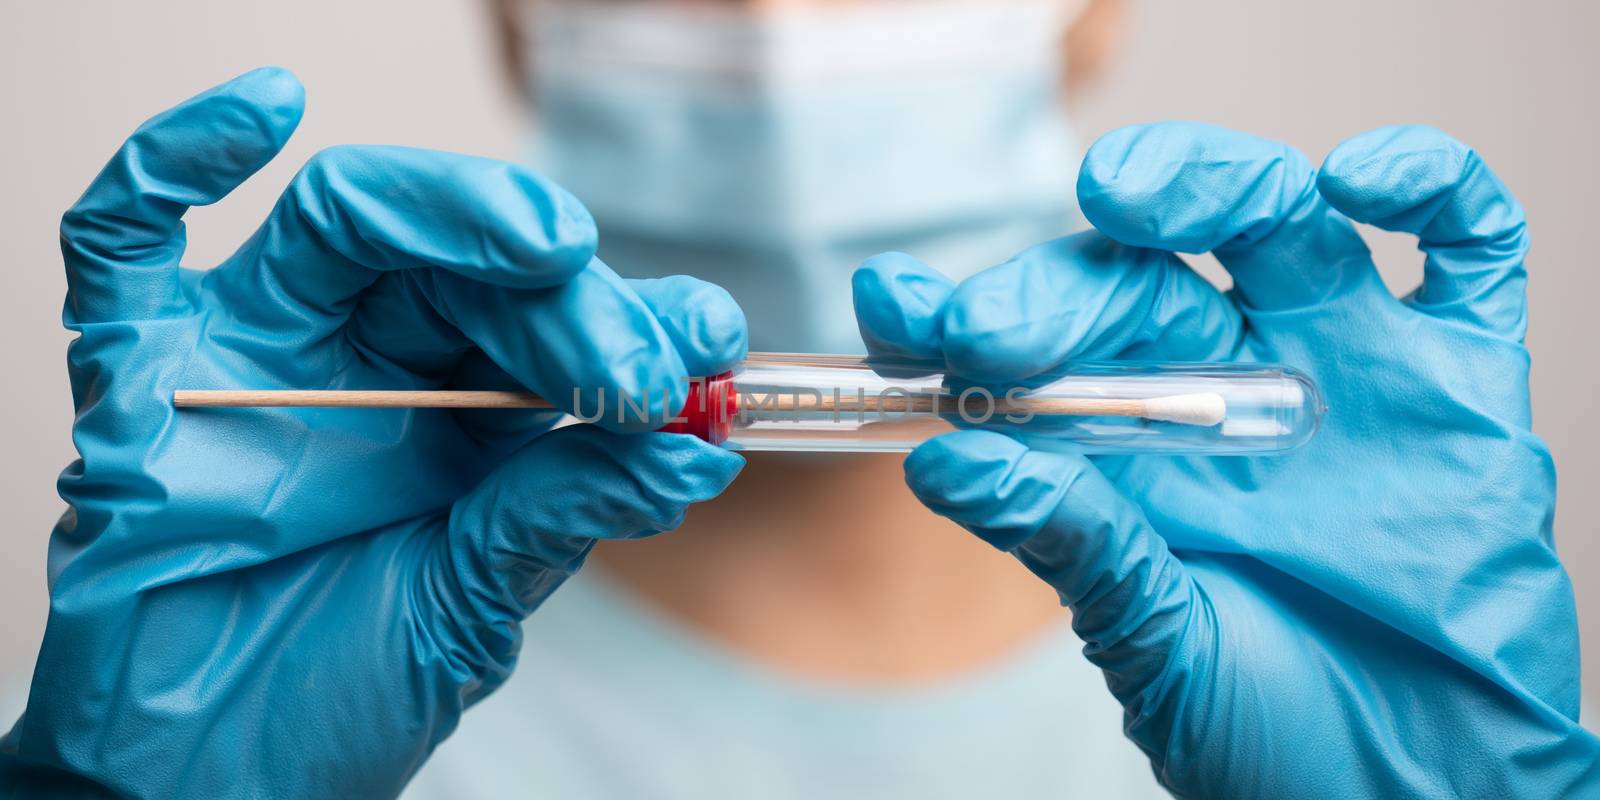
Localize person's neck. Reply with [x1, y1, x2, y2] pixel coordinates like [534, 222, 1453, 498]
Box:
[593, 452, 1066, 684]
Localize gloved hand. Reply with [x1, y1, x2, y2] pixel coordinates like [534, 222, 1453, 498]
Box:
[0, 68, 746, 799]
[854, 122, 1600, 797]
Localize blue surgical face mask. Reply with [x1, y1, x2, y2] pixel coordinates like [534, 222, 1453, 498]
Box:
[524, 0, 1084, 354]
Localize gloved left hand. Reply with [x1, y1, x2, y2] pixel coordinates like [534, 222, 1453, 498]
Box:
[855, 122, 1600, 797]
[0, 68, 746, 799]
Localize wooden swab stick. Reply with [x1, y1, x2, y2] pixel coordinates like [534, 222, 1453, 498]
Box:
[173, 389, 1228, 426]
[174, 390, 557, 409]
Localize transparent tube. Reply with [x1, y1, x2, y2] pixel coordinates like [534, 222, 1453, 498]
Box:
[688, 353, 1323, 455]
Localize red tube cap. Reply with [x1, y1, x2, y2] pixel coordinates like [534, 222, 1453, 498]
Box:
[657, 372, 735, 446]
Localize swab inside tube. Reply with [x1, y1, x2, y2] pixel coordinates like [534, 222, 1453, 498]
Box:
[697, 354, 1324, 455]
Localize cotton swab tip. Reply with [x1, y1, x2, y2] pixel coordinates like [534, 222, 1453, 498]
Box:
[1141, 392, 1227, 426]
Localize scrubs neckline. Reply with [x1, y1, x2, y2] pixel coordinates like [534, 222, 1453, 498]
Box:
[540, 563, 1101, 724]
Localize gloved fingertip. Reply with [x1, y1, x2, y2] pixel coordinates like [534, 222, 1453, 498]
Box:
[1316, 125, 1471, 231]
[904, 430, 1025, 489]
[1079, 121, 1317, 254]
[504, 167, 599, 287]
[453, 428, 744, 591]
[562, 344, 688, 434]
[293, 145, 600, 289]
[587, 364, 690, 435]
[852, 252, 954, 360]
[586, 429, 744, 510]
[939, 272, 1040, 382]
[1075, 123, 1178, 249]
[908, 428, 1017, 476]
[630, 275, 749, 376]
[125, 66, 308, 208]
[937, 234, 1109, 380]
[1075, 122, 1144, 191]
[672, 434, 747, 495]
[906, 431, 1071, 551]
[228, 66, 307, 126]
[499, 263, 691, 434]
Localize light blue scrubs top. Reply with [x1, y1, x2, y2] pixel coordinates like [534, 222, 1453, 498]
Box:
[406, 568, 1169, 798]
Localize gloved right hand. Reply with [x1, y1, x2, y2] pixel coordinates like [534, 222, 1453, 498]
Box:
[0, 67, 746, 799]
[856, 122, 1600, 797]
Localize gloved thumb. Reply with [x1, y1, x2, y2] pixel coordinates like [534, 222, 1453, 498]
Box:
[904, 431, 1199, 742]
[423, 426, 743, 694]
[63, 66, 305, 326]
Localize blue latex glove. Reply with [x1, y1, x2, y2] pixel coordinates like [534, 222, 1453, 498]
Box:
[0, 68, 746, 798]
[855, 122, 1600, 797]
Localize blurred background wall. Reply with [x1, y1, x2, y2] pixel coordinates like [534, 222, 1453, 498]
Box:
[0, 0, 1595, 721]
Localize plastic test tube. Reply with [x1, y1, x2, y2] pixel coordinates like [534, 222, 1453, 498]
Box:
[662, 353, 1324, 455]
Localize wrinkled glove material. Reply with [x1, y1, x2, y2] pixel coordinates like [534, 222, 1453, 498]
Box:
[854, 121, 1599, 798]
[1, 68, 746, 799]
